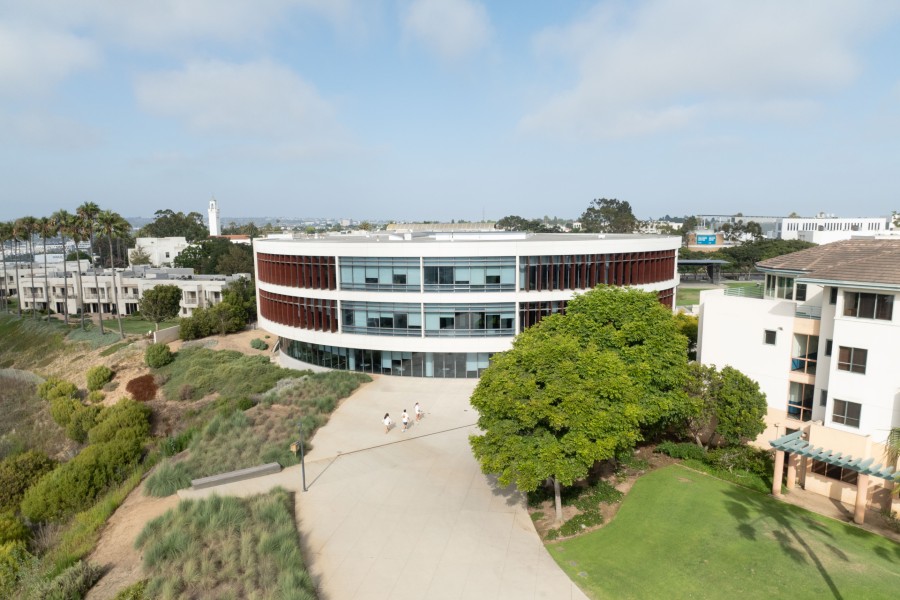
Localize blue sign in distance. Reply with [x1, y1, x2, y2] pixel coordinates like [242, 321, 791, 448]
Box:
[695, 235, 716, 245]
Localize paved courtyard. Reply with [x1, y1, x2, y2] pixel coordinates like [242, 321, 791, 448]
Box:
[180, 375, 588, 600]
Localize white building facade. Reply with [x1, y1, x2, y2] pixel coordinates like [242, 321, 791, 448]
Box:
[1, 262, 247, 318]
[778, 216, 888, 241]
[698, 239, 900, 513]
[129, 237, 190, 267]
[255, 232, 680, 378]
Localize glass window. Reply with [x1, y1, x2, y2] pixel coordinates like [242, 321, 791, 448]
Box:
[843, 292, 893, 320]
[819, 389, 827, 407]
[832, 399, 861, 428]
[340, 257, 420, 292]
[787, 382, 815, 422]
[422, 257, 515, 292]
[764, 330, 777, 345]
[790, 334, 818, 374]
[824, 339, 832, 356]
[829, 287, 837, 305]
[424, 303, 515, 337]
[341, 301, 421, 336]
[810, 459, 858, 485]
[795, 283, 807, 302]
[837, 346, 867, 374]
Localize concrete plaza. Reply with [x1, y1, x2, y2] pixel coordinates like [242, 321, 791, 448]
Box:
[179, 376, 588, 600]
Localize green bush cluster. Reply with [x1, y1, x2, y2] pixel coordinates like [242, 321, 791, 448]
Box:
[179, 303, 245, 340]
[0, 540, 34, 598]
[655, 441, 707, 461]
[144, 343, 174, 369]
[20, 436, 144, 522]
[0, 512, 28, 544]
[113, 580, 147, 600]
[88, 399, 152, 446]
[250, 338, 268, 350]
[705, 445, 773, 477]
[37, 377, 78, 402]
[86, 365, 114, 392]
[66, 405, 101, 444]
[0, 451, 56, 512]
[87, 390, 105, 404]
[160, 428, 197, 457]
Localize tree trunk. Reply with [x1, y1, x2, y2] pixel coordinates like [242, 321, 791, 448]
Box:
[553, 477, 563, 523]
[89, 232, 105, 335]
[60, 235, 69, 325]
[42, 237, 49, 320]
[14, 240, 21, 318]
[28, 237, 36, 319]
[108, 238, 124, 338]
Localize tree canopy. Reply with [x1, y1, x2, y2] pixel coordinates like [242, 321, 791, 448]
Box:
[139, 284, 183, 329]
[494, 215, 561, 233]
[173, 238, 252, 275]
[469, 286, 690, 518]
[683, 363, 767, 448]
[138, 209, 208, 242]
[579, 198, 638, 233]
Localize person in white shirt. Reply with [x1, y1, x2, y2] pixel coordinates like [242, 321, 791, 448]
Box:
[415, 402, 424, 421]
[401, 410, 410, 432]
[383, 413, 392, 434]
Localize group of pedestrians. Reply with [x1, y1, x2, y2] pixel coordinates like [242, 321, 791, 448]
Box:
[383, 402, 424, 433]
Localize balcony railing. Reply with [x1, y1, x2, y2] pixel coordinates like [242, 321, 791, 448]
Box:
[795, 304, 821, 320]
[723, 285, 764, 299]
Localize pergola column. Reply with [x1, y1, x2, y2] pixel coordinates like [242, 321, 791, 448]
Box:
[785, 453, 798, 490]
[853, 474, 869, 524]
[772, 450, 785, 497]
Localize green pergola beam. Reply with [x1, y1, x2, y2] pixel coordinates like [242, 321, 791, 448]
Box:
[769, 432, 898, 483]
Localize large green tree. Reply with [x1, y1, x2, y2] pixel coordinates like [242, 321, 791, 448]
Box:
[470, 286, 689, 520]
[77, 201, 105, 334]
[173, 238, 238, 274]
[221, 277, 256, 323]
[139, 285, 183, 330]
[579, 198, 639, 233]
[138, 209, 208, 242]
[683, 363, 767, 448]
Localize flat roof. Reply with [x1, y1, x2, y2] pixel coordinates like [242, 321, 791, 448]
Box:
[257, 232, 674, 244]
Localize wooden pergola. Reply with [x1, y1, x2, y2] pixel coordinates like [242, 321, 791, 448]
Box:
[770, 430, 898, 524]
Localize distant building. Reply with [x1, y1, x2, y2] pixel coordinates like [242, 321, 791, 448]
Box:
[129, 237, 189, 267]
[779, 214, 889, 243]
[698, 238, 900, 522]
[254, 230, 680, 378]
[1, 262, 247, 318]
[208, 198, 221, 237]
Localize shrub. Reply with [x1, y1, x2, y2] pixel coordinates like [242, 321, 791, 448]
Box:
[558, 511, 604, 537]
[705, 445, 773, 476]
[145, 343, 174, 369]
[250, 338, 268, 350]
[113, 580, 148, 600]
[656, 441, 707, 461]
[0, 512, 28, 544]
[0, 451, 56, 513]
[126, 374, 158, 402]
[28, 560, 103, 600]
[49, 396, 80, 428]
[87, 390, 105, 403]
[160, 428, 197, 457]
[144, 461, 192, 497]
[66, 405, 102, 444]
[86, 365, 114, 392]
[0, 541, 34, 597]
[88, 399, 152, 446]
[20, 437, 144, 522]
[37, 377, 78, 402]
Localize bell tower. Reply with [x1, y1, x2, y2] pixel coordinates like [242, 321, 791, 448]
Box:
[208, 197, 220, 237]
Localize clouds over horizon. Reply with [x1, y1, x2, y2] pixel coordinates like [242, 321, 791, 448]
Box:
[520, 0, 898, 139]
[402, 0, 492, 62]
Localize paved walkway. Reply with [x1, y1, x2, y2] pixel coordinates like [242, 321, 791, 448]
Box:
[178, 376, 588, 600]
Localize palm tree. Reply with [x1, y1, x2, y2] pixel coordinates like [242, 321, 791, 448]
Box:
[18, 216, 38, 319]
[51, 210, 74, 325]
[77, 202, 104, 335]
[97, 210, 129, 338]
[69, 220, 89, 330]
[37, 216, 56, 319]
[0, 222, 11, 314]
[11, 219, 26, 317]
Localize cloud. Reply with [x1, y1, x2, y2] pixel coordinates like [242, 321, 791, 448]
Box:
[134, 59, 339, 141]
[403, 0, 491, 62]
[0, 22, 99, 97]
[521, 0, 897, 139]
[0, 110, 102, 149]
[1, 0, 367, 49]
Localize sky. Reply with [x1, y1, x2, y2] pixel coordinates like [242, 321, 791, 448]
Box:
[2, 0, 900, 223]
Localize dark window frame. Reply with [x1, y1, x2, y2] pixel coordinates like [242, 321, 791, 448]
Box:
[764, 330, 777, 345]
[832, 399, 861, 428]
[837, 346, 867, 374]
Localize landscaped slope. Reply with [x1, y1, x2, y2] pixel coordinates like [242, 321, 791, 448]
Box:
[550, 465, 900, 599]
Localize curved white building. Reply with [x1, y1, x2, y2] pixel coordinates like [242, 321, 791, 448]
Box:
[255, 231, 680, 378]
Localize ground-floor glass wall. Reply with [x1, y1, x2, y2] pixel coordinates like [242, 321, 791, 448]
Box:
[282, 338, 493, 378]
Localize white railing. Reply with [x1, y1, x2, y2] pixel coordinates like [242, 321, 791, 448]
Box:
[795, 304, 822, 320]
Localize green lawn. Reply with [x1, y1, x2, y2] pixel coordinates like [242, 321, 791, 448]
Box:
[676, 282, 761, 306]
[550, 465, 900, 600]
[117, 316, 180, 335]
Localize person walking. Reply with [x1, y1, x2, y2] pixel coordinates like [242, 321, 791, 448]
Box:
[414, 402, 424, 421]
[401, 409, 410, 432]
[383, 413, 392, 434]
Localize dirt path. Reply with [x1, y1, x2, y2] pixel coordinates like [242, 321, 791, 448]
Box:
[84, 480, 180, 600]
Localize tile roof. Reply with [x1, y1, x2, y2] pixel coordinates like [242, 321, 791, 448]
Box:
[757, 239, 900, 286]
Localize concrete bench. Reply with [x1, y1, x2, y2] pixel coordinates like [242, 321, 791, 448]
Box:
[190, 462, 282, 490]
